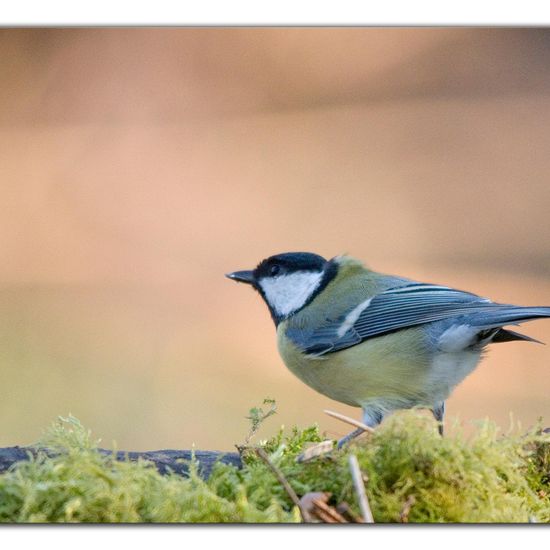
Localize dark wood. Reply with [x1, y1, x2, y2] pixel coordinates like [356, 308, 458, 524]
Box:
[0, 446, 242, 479]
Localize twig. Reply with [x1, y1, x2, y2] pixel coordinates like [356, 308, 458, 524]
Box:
[296, 440, 334, 463]
[311, 496, 348, 523]
[255, 447, 311, 522]
[399, 494, 416, 523]
[300, 492, 348, 523]
[324, 409, 375, 434]
[336, 501, 365, 523]
[348, 454, 374, 523]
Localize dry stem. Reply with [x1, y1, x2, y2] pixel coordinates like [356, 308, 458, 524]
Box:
[255, 447, 311, 522]
[324, 409, 375, 434]
[348, 453, 374, 523]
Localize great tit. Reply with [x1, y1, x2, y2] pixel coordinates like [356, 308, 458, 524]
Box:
[226, 252, 550, 445]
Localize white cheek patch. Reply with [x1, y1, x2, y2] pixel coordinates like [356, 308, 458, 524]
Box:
[260, 271, 324, 318]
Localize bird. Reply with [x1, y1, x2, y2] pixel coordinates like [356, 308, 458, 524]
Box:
[226, 252, 550, 446]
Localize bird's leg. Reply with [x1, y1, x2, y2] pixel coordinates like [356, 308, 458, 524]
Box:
[336, 408, 383, 449]
[432, 401, 445, 436]
[336, 427, 367, 449]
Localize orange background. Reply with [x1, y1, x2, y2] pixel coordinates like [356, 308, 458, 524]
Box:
[1, 28, 550, 450]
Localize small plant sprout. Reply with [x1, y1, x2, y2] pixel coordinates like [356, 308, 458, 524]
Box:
[243, 398, 277, 446]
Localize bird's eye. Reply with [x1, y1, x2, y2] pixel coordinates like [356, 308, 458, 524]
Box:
[270, 264, 281, 276]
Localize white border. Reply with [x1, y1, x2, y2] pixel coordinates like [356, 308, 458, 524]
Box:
[1, 0, 548, 541]
[2, 0, 550, 25]
[1, 525, 548, 549]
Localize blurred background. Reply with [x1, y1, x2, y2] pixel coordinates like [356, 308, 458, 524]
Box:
[1, 28, 550, 451]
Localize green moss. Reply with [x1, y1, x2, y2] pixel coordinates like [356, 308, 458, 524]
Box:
[1, 413, 549, 523]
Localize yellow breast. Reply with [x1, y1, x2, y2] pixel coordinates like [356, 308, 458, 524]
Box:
[277, 324, 433, 408]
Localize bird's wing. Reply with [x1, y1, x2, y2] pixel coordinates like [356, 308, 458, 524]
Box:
[286, 283, 550, 356]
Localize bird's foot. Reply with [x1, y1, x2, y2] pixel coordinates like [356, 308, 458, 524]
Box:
[432, 401, 445, 437]
[336, 427, 370, 450]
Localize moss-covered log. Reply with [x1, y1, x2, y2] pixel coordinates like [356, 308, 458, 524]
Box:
[0, 446, 242, 479]
[1, 415, 550, 523]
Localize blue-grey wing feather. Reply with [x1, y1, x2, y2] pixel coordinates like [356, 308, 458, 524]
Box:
[286, 283, 550, 356]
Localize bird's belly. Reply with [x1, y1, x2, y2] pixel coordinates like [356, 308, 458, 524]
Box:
[426, 350, 481, 402]
[278, 327, 482, 409]
[278, 327, 433, 407]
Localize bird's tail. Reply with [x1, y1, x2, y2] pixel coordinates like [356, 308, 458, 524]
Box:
[472, 306, 550, 327]
[471, 306, 550, 346]
[491, 328, 544, 345]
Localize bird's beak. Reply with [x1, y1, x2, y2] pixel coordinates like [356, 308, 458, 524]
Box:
[225, 270, 255, 284]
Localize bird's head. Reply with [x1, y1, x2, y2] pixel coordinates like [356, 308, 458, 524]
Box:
[226, 252, 337, 324]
